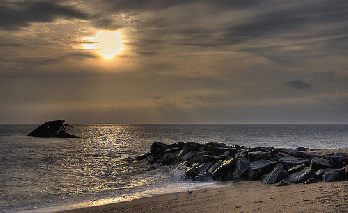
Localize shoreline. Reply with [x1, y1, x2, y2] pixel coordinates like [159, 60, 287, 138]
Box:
[63, 180, 348, 213]
[61, 148, 348, 213]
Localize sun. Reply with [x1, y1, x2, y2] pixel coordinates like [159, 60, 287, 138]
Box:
[84, 31, 123, 59]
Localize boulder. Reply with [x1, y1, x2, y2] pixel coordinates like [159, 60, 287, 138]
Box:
[327, 153, 348, 168]
[161, 151, 181, 165]
[212, 158, 237, 181]
[177, 143, 202, 159]
[277, 179, 292, 186]
[276, 149, 298, 157]
[136, 153, 151, 161]
[27, 120, 78, 138]
[310, 157, 333, 171]
[195, 172, 213, 181]
[150, 142, 167, 157]
[165, 146, 183, 154]
[294, 151, 319, 159]
[263, 164, 287, 185]
[178, 151, 195, 161]
[248, 159, 275, 181]
[316, 168, 336, 179]
[192, 152, 208, 163]
[295, 147, 308, 151]
[207, 162, 221, 174]
[286, 167, 315, 184]
[304, 178, 319, 184]
[185, 162, 213, 180]
[232, 157, 250, 180]
[279, 156, 310, 170]
[287, 163, 307, 175]
[247, 151, 270, 162]
[323, 168, 345, 182]
[204, 142, 230, 156]
[185, 166, 200, 180]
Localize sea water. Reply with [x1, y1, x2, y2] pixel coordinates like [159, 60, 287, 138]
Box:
[1, 124, 347, 212]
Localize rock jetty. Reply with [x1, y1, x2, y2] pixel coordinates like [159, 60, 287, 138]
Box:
[27, 120, 79, 138]
[138, 142, 348, 185]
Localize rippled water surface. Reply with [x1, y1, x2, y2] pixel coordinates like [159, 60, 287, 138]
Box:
[1, 124, 347, 212]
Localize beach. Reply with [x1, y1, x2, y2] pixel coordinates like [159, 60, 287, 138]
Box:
[64, 180, 348, 213]
[64, 148, 348, 213]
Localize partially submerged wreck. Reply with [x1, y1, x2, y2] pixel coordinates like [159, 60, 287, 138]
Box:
[27, 120, 79, 138]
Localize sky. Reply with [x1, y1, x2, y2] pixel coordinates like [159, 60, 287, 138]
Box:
[1, 0, 348, 124]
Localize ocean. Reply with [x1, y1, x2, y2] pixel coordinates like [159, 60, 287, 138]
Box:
[1, 124, 347, 212]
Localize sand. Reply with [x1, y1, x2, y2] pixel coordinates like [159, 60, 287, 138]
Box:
[63, 180, 348, 213]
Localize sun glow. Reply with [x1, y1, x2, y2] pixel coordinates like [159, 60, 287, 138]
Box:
[84, 31, 123, 59]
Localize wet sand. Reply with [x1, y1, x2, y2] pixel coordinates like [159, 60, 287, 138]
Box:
[64, 180, 348, 213]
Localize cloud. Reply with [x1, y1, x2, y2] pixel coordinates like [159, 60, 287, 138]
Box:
[103, 0, 262, 11]
[287, 79, 311, 90]
[0, 1, 89, 30]
[226, 0, 348, 41]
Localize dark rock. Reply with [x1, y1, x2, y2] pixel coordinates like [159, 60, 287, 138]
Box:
[304, 178, 319, 184]
[136, 153, 151, 161]
[178, 151, 195, 161]
[176, 143, 202, 160]
[185, 166, 200, 180]
[310, 157, 333, 171]
[186, 162, 213, 180]
[161, 151, 181, 165]
[286, 167, 315, 184]
[165, 147, 183, 154]
[207, 162, 221, 174]
[295, 147, 308, 151]
[27, 120, 78, 138]
[263, 164, 287, 185]
[232, 157, 250, 180]
[212, 158, 237, 181]
[248, 151, 270, 162]
[194, 171, 213, 182]
[287, 163, 307, 175]
[279, 156, 310, 170]
[323, 168, 345, 182]
[316, 168, 336, 178]
[327, 153, 348, 168]
[277, 149, 298, 157]
[144, 142, 347, 185]
[204, 142, 230, 156]
[294, 151, 319, 159]
[345, 165, 348, 180]
[192, 152, 208, 163]
[150, 142, 167, 157]
[277, 179, 292, 186]
[248, 159, 275, 181]
[277, 152, 291, 157]
[205, 155, 225, 162]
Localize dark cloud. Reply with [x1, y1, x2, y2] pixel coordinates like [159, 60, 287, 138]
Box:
[104, 0, 262, 11]
[176, 27, 222, 47]
[226, 0, 348, 41]
[69, 52, 98, 59]
[0, 51, 96, 70]
[0, 43, 23, 47]
[0, 1, 89, 30]
[93, 18, 123, 30]
[287, 79, 311, 90]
